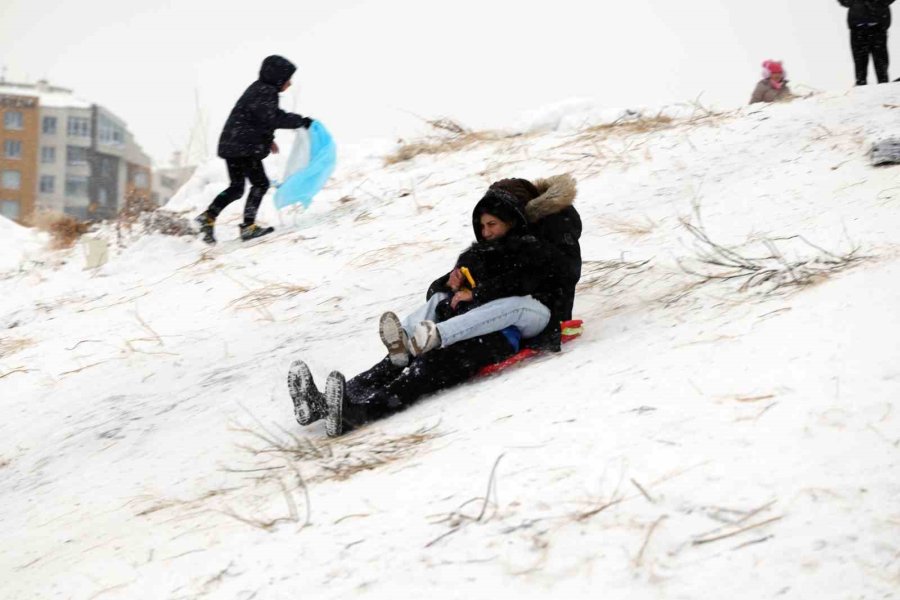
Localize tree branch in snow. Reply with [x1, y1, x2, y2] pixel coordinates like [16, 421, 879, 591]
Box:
[678, 204, 869, 294]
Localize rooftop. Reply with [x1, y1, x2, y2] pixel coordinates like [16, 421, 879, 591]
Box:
[0, 79, 92, 109]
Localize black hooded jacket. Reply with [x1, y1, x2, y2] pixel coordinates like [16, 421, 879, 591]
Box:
[839, 0, 894, 28]
[217, 55, 311, 159]
[427, 189, 570, 350]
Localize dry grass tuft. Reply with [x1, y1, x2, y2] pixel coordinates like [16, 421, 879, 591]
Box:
[385, 118, 507, 165]
[385, 132, 503, 166]
[576, 259, 653, 294]
[26, 210, 91, 249]
[348, 240, 447, 268]
[679, 205, 869, 294]
[235, 422, 443, 483]
[582, 113, 675, 140]
[597, 214, 657, 237]
[0, 337, 34, 359]
[229, 283, 312, 312]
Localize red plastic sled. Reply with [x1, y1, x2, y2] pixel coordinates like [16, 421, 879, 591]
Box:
[478, 319, 584, 377]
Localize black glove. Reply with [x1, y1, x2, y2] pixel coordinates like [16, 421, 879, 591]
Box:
[299, 117, 313, 129]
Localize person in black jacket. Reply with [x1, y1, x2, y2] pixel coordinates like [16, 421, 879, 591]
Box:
[489, 174, 581, 321]
[379, 173, 580, 368]
[288, 188, 571, 436]
[195, 55, 313, 243]
[839, 0, 895, 85]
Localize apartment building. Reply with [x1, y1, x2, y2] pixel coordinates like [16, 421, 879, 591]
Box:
[0, 92, 39, 221]
[0, 79, 152, 223]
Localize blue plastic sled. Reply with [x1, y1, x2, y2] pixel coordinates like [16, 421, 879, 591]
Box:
[274, 121, 337, 210]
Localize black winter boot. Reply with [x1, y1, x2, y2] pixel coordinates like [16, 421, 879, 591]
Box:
[288, 360, 325, 426]
[194, 212, 216, 244]
[324, 371, 346, 438]
[240, 223, 274, 241]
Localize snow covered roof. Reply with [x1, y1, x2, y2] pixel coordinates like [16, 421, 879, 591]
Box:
[0, 82, 92, 109]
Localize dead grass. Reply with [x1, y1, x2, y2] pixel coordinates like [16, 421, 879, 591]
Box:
[228, 283, 312, 312]
[679, 204, 870, 294]
[0, 337, 33, 359]
[581, 113, 675, 140]
[235, 423, 443, 483]
[385, 131, 505, 165]
[597, 214, 657, 237]
[348, 240, 447, 268]
[26, 210, 91, 250]
[384, 117, 509, 165]
[576, 259, 653, 294]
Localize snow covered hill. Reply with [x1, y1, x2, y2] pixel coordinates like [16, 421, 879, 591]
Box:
[2, 86, 899, 600]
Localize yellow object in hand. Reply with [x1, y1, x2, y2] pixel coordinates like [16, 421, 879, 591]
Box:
[460, 266, 476, 288]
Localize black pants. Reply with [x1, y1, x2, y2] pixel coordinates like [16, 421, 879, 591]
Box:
[851, 26, 890, 85]
[341, 332, 516, 431]
[207, 157, 270, 224]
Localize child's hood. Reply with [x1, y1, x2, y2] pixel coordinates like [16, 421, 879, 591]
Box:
[259, 55, 296, 88]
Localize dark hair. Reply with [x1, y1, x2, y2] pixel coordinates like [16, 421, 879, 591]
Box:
[489, 178, 540, 205]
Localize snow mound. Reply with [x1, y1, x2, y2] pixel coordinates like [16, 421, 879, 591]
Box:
[0, 216, 46, 273]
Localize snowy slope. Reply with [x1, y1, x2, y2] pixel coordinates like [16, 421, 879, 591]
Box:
[2, 86, 900, 600]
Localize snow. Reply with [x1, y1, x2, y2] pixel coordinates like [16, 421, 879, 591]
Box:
[0, 215, 48, 273]
[0, 83, 92, 109]
[3, 85, 900, 599]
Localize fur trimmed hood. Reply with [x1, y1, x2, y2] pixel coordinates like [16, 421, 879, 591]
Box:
[526, 173, 577, 223]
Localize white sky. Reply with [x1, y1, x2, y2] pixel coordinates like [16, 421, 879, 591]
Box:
[0, 0, 863, 166]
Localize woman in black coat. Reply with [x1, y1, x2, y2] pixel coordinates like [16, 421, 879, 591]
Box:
[289, 188, 571, 437]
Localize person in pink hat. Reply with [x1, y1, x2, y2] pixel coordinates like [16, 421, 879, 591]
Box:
[750, 60, 794, 104]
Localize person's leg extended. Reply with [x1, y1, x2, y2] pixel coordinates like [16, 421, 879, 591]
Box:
[434, 295, 551, 348]
[385, 332, 516, 406]
[401, 292, 450, 336]
[242, 158, 271, 225]
[207, 159, 248, 218]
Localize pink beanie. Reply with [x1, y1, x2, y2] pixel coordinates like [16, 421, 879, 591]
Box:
[761, 60, 785, 78]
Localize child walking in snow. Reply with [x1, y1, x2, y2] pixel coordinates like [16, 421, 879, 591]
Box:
[195, 55, 313, 244]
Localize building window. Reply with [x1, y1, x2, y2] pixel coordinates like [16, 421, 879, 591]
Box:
[41, 146, 56, 163]
[65, 175, 88, 197]
[67, 116, 90, 137]
[3, 140, 22, 159]
[2, 170, 21, 190]
[42, 116, 57, 135]
[0, 200, 20, 219]
[4, 111, 24, 130]
[98, 115, 125, 146]
[39, 175, 55, 194]
[134, 172, 149, 188]
[67, 145, 89, 165]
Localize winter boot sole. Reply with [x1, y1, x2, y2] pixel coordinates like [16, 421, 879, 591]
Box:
[379, 312, 410, 367]
[324, 371, 346, 438]
[288, 359, 322, 426]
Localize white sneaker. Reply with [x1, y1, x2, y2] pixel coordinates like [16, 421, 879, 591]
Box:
[411, 321, 442, 356]
[379, 312, 411, 367]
